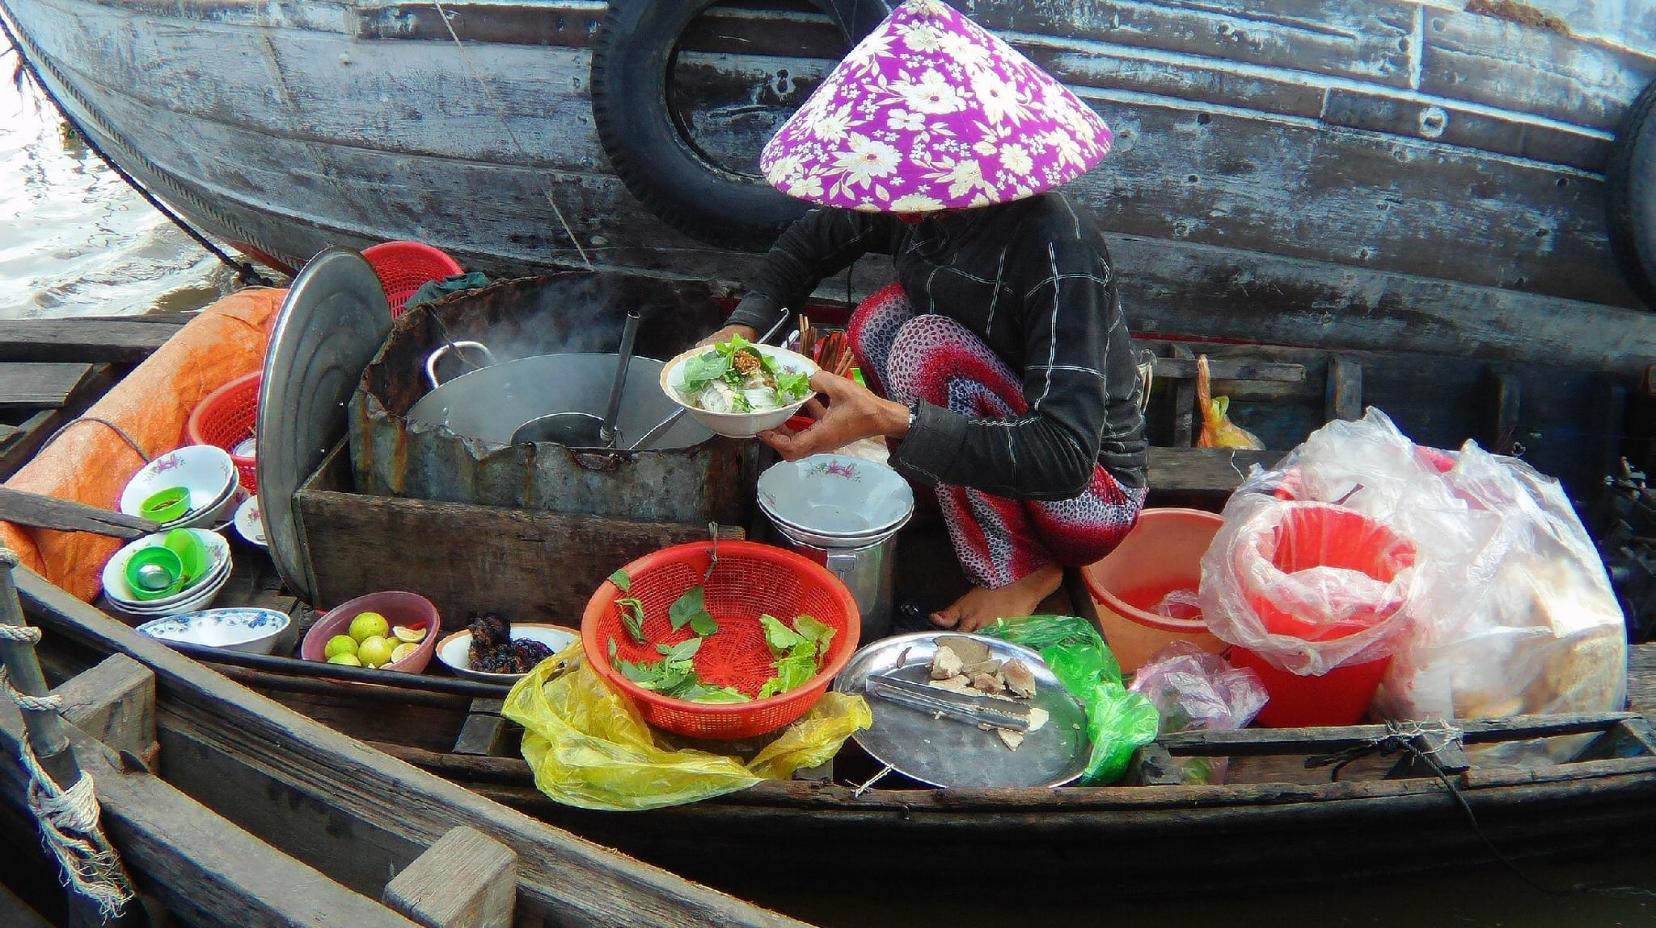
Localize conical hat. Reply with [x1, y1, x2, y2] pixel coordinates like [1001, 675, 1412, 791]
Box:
[760, 0, 1113, 213]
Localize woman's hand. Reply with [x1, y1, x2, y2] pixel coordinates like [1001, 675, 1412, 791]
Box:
[759, 371, 910, 460]
[697, 323, 758, 348]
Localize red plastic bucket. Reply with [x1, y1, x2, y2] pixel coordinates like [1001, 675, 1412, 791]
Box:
[1230, 503, 1416, 727]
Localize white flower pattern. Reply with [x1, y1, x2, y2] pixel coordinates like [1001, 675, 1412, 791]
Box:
[760, 0, 1112, 213]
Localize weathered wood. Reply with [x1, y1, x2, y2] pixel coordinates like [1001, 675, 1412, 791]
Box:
[0, 487, 158, 540]
[1629, 642, 1656, 715]
[1158, 713, 1634, 756]
[161, 639, 511, 699]
[384, 826, 516, 928]
[1147, 447, 1278, 493]
[1325, 355, 1363, 422]
[50, 652, 155, 758]
[0, 320, 181, 364]
[0, 363, 93, 409]
[1168, 343, 1197, 448]
[15, 567, 808, 928]
[453, 699, 510, 757]
[0, 365, 121, 480]
[0, 694, 421, 927]
[0, 881, 55, 928]
[1152, 357, 1305, 383]
[1491, 371, 1523, 454]
[296, 453, 748, 630]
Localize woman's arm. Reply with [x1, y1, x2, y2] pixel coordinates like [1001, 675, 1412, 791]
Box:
[722, 209, 898, 334]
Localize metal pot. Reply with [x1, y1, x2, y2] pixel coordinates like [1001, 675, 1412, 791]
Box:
[772, 526, 898, 641]
[349, 273, 755, 525]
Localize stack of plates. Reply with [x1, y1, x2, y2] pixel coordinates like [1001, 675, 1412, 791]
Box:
[101, 529, 233, 618]
[119, 445, 241, 531]
[756, 453, 915, 547]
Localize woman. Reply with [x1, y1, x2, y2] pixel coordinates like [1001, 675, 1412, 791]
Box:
[707, 0, 1147, 632]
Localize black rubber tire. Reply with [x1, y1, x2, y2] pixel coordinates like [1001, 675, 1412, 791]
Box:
[1607, 77, 1656, 310]
[591, 0, 886, 252]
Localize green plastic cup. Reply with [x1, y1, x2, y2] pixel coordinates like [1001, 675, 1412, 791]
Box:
[163, 529, 210, 585]
[125, 547, 185, 601]
[140, 486, 191, 524]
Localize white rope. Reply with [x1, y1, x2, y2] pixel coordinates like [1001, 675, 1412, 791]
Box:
[1, 659, 134, 920]
[0, 623, 42, 641]
[430, 0, 595, 270]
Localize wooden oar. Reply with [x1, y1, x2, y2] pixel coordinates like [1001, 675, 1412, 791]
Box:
[0, 487, 159, 539]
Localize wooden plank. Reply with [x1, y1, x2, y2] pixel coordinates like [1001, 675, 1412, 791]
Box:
[0, 363, 92, 409]
[50, 653, 156, 759]
[0, 880, 57, 928]
[14, 568, 808, 928]
[1159, 713, 1633, 756]
[1628, 642, 1656, 715]
[0, 691, 421, 927]
[1148, 447, 1278, 493]
[0, 322, 179, 364]
[1325, 355, 1363, 421]
[1168, 344, 1197, 448]
[452, 699, 510, 757]
[384, 826, 516, 928]
[1491, 371, 1522, 454]
[0, 365, 121, 481]
[1152, 357, 1305, 383]
[0, 487, 158, 540]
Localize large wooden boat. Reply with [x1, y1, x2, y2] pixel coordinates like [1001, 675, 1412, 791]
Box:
[3, 0, 1656, 375]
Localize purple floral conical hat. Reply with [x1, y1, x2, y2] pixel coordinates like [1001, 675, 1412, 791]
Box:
[759, 0, 1113, 213]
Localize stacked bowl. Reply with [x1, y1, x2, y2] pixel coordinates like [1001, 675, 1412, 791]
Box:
[119, 445, 242, 530]
[101, 528, 233, 618]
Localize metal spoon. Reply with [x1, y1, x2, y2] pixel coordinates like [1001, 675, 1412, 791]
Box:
[511, 310, 642, 448]
[133, 562, 174, 592]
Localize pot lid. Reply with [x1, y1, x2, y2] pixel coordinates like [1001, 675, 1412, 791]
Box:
[257, 249, 391, 603]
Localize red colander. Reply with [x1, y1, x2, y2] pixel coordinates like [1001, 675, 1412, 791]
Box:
[583, 541, 861, 740]
[186, 371, 260, 491]
[362, 241, 463, 318]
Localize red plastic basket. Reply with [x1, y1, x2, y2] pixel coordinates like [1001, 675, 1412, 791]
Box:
[186, 371, 261, 491]
[362, 241, 463, 318]
[582, 541, 861, 740]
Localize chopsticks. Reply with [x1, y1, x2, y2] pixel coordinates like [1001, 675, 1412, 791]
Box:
[797, 314, 855, 378]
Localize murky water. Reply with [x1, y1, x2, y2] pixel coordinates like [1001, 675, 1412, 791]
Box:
[0, 70, 230, 319]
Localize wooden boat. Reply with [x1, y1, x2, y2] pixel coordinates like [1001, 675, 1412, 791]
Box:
[2, 0, 1655, 377]
[3, 307, 1655, 921]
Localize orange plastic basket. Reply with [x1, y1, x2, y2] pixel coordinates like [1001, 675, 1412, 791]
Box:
[583, 541, 861, 740]
[362, 241, 463, 318]
[186, 371, 260, 491]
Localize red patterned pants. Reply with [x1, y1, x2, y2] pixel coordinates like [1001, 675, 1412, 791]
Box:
[848, 283, 1145, 589]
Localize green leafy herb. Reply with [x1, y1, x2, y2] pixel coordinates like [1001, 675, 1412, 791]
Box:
[714, 334, 753, 360]
[774, 370, 812, 403]
[609, 636, 746, 703]
[679, 351, 732, 395]
[670, 586, 717, 637]
[608, 569, 632, 592]
[755, 614, 836, 699]
[616, 597, 646, 644]
[657, 637, 703, 663]
[675, 683, 750, 703]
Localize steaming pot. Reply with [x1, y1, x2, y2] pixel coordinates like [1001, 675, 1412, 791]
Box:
[349, 273, 755, 525]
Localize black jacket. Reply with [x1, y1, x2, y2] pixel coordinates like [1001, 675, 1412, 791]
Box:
[726, 192, 1147, 498]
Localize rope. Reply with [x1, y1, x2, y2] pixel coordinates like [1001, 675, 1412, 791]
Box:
[0, 663, 134, 919]
[36, 417, 151, 465]
[0, 12, 274, 288]
[429, 0, 594, 270]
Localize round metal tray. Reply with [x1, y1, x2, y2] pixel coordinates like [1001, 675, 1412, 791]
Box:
[833, 631, 1089, 788]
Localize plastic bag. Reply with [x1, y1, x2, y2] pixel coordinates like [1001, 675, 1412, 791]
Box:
[502, 641, 871, 811]
[1129, 643, 1267, 783]
[1196, 355, 1265, 450]
[982, 616, 1158, 785]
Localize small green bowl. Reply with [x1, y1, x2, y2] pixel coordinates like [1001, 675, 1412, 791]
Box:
[125, 547, 185, 601]
[163, 529, 209, 585]
[140, 487, 192, 524]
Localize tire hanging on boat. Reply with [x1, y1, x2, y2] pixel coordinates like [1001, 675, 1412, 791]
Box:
[1607, 77, 1656, 311]
[591, 0, 887, 252]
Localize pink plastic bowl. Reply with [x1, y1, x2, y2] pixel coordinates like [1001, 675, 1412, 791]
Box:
[300, 591, 440, 673]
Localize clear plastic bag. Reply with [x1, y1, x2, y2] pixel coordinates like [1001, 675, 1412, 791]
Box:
[502, 641, 871, 811]
[1204, 409, 1627, 758]
[1129, 642, 1267, 783]
[982, 616, 1158, 784]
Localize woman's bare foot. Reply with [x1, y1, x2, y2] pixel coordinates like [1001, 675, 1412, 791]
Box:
[931, 565, 1063, 633]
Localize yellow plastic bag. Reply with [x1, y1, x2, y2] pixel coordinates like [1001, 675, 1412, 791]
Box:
[1196, 355, 1266, 450]
[502, 641, 872, 811]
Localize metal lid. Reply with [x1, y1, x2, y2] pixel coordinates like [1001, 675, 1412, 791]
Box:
[257, 249, 391, 603]
[832, 632, 1090, 788]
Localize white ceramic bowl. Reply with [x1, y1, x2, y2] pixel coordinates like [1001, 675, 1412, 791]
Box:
[135, 608, 290, 655]
[757, 453, 915, 546]
[435, 623, 578, 682]
[107, 575, 229, 618]
[102, 529, 233, 608]
[233, 496, 267, 547]
[659, 344, 819, 439]
[119, 445, 238, 528]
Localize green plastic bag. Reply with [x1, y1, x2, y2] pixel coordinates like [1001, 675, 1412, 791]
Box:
[982, 615, 1159, 785]
[502, 640, 871, 811]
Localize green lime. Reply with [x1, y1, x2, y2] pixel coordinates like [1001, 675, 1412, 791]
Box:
[357, 635, 395, 668]
[323, 635, 358, 660]
[326, 653, 363, 667]
[348, 611, 390, 642]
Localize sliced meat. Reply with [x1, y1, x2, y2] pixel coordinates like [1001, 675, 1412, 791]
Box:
[929, 645, 964, 680]
[1003, 659, 1037, 699]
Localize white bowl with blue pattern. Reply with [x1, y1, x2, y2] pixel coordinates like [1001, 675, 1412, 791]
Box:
[135, 607, 291, 655]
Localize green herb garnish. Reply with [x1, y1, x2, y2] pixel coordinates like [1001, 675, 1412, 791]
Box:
[775, 370, 812, 403]
[616, 597, 646, 644]
[670, 586, 719, 637]
[609, 569, 632, 592]
[756, 613, 835, 699]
